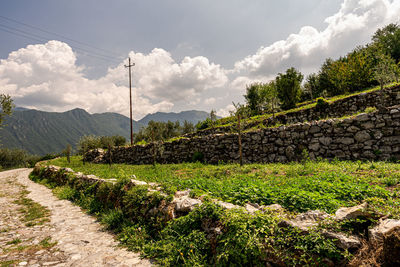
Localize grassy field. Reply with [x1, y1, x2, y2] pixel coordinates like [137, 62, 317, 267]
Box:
[46, 157, 400, 216]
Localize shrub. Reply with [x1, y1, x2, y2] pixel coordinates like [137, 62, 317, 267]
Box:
[195, 118, 212, 131]
[192, 151, 205, 163]
[315, 97, 330, 112]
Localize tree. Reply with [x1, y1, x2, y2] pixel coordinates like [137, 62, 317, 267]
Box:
[182, 120, 195, 134]
[259, 81, 279, 117]
[373, 23, 400, 63]
[209, 109, 217, 132]
[230, 102, 248, 166]
[244, 83, 262, 115]
[374, 52, 396, 90]
[276, 67, 303, 110]
[303, 73, 320, 100]
[0, 94, 14, 128]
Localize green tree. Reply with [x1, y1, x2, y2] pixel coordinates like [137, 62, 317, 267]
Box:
[209, 109, 217, 132]
[182, 120, 195, 134]
[303, 73, 320, 100]
[374, 52, 397, 90]
[244, 83, 263, 115]
[259, 81, 279, 117]
[0, 94, 14, 128]
[373, 23, 400, 63]
[276, 67, 303, 110]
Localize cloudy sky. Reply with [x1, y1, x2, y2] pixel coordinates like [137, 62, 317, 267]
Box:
[1, 0, 399, 119]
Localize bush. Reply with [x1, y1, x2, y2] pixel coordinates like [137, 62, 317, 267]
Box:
[315, 97, 330, 112]
[192, 151, 205, 163]
[0, 148, 43, 169]
[196, 118, 212, 131]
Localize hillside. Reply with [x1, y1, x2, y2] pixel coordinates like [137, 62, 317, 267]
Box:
[139, 110, 211, 125]
[0, 108, 209, 155]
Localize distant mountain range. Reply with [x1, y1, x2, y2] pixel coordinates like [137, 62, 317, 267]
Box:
[0, 108, 210, 155]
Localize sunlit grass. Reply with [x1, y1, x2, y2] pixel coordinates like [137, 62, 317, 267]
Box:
[45, 156, 400, 215]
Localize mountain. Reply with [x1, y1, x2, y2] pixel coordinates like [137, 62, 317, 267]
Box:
[0, 108, 209, 155]
[139, 110, 210, 125]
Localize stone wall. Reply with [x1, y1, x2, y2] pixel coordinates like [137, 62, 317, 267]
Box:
[188, 85, 400, 137]
[86, 105, 400, 164]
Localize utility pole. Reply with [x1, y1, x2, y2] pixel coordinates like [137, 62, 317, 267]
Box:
[125, 57, 135, 146]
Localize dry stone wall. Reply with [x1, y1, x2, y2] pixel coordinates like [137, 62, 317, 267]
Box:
[86, 105, 400, 164]
[189, 85, 400, 137]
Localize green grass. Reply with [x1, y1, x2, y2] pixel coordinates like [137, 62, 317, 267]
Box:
[46, 157, 400, 215]
[13, 190, 50, 226]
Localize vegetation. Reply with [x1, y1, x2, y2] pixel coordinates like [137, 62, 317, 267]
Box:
[46, 157, 400, 216]
[135, 120, 195, 143]
[0, 148, 57, 170]
[33, 157, 400, 266]
[276, 67, 304, 110]
[30, 164, 354, 266]
[0, 93, 13, 128]
[77, 135, 126, 154]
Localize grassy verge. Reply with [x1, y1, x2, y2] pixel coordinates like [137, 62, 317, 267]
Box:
[44, 157, 400, 217]
[30, 166, 353, 266]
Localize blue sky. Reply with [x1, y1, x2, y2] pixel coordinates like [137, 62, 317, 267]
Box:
[0, 0, 399, 119]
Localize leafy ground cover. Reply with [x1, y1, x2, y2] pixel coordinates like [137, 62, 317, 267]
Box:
[46, 157, 400, 216]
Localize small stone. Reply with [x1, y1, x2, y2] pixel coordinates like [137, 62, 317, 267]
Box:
[369, 219, 400, 245]
[19, 262, 28, 266]
[354, 131, 371, 143]
[335, 203, 369, 221]
[309, 125, 321, 134]
[174, 196, 202, 213]
[245, 203, 259, 214]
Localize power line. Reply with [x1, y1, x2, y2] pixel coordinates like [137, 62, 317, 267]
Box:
[0, 15, 121, 58]
[0, 23, 121, 64]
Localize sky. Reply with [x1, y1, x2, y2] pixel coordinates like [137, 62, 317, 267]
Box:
[0, 0, 399, 119]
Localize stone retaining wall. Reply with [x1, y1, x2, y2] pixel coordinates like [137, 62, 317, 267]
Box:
[188, 85, 400, 137]
[86, 105, 400, 164]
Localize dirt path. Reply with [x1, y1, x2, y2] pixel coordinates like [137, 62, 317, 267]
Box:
[0, 168, 151, 267]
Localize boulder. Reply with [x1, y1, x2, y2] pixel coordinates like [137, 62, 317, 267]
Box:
[369, 219, 400, 245]
[322, 231, 361, 251]
[244, 203, 260, 214]
[335, 203, 369, 221]
[173, 196, 202, 213]
[279, 210, 331, 232]
[383, 226, 400, 266]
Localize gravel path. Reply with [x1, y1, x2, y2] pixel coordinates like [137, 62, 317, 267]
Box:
[0, 168, 151, 267]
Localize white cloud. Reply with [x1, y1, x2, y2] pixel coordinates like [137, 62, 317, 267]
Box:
[217, 104, 235, 117]
[1, 42, 227, 119]
[233, 0, 400, 79]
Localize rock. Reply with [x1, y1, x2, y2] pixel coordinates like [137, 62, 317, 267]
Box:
[174, 196, 202, 213]
[309, 142, 320, 152]
[383, 226, 400, 266]
[130, 179, 148, 186]
[175, 190, 191, 198]
[369, 219, 400, 245]
[262, 204, 284, 212]
[335, 203, 369, 221]
[347, 126, 360, 133]
[355, 131, 371, 142]
[319, 137, 332, 146]
[322, 231, 361, 250]
[309, 125, 321, 134]
[338, 137, 354, 145]
[19, 262, 28, 266]
[245, 203, 260, 214]
[217, 201, 241, 210]
[279, 210, 330, 231]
